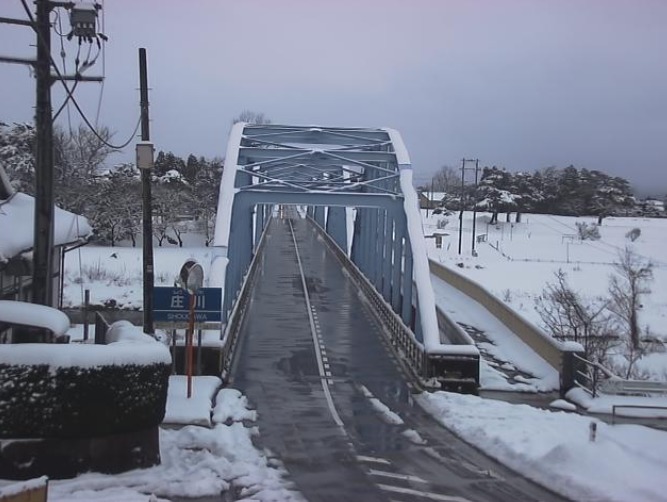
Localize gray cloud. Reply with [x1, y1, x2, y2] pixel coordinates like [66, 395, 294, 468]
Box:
[1, 0, 665, 194]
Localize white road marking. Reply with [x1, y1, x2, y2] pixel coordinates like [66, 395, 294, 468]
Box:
[377, 484, 472, 502]
[356, 455, 391, 465]
[289, 220, 344, 428]
[369, 469, 427, 484]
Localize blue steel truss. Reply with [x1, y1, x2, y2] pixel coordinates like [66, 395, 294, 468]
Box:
[211, 123, 439, 350]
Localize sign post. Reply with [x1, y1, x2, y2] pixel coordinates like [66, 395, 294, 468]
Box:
[177, 260, 203, 399]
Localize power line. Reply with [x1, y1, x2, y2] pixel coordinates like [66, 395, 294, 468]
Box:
[20, 0, 140, 150]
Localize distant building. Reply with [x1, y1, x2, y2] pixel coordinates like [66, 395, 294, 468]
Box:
[418, 191, 447, 209]
[0, 165, 91, 305]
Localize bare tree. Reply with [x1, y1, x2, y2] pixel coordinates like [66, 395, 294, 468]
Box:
[535, 269, 617, 362]
[431, 165, 458, 193]
[54, 124, 115, 181]
[608, 247, 653, 349]
[232, 110, 272, 125]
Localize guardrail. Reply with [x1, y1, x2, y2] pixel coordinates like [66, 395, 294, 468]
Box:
[309, 217, 479, 393]
[612, 405, 667, 424]
[219, 214, 273, 380]
[573, 353, 616, 397]
[599, 379, 667, 396]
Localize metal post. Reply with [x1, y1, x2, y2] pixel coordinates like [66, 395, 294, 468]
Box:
[83, 289, 90, 341]
[139, 48, 155, 335]
[32, 0, 55, 306]
[186, 293, 196, 398]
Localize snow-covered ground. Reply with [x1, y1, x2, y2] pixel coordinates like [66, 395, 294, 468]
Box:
[0, 379, 302, 502]
[424, 210, 667, 381]
[418, 391, 667, 502]
[28, 214, 663, 501]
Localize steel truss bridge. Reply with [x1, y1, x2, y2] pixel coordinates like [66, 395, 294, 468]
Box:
[210, 123, 479, 391]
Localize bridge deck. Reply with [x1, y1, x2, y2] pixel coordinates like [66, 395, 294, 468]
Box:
[229, 212, 568, 502]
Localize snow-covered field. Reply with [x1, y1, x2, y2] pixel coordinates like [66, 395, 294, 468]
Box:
[423, 210, 667, 380]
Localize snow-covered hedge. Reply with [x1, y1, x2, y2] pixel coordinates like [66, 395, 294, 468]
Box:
[0, 343, 171, 438]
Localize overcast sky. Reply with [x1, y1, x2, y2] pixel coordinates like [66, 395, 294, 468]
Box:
[1, 0, 666, 194]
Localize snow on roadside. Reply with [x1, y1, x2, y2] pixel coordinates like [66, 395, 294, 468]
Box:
[40, 385, 303, 501]
[418, 391, 667, 502]
[431, 274, 559, 392]
[163, 376, 222, 427]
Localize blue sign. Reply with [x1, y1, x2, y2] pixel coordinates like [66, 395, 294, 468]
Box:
[153, 287, 222, 323]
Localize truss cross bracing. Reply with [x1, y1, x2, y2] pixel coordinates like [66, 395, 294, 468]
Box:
[211, 123, 439, 352]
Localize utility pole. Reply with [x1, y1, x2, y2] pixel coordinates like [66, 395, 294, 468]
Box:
[33, 0, 55, 306]
[471, 159, 479, 255]
[458, 158, 465, 255]
[1, 1, 104, 307]
[139, 48, 155, 335]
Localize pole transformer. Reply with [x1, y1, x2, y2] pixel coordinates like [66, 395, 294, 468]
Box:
[139, 48, 155, 335]
[33, 0, 55, 306]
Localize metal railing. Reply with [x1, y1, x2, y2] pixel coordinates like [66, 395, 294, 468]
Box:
[219, 214, 273, 380]
[572, 353, 616, 397]
[307, 215, 428, 381]
[600, 379, 667, 396]
[612, 405, 667, 424]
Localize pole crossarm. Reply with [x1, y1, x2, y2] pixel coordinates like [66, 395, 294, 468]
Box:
[0, 55, 36, 66]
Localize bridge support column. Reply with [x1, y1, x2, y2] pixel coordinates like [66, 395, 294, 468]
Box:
[382, 212, 393, 301]
[373, 209, 385, 288]
[223, 199, 254, 323]
[314, 205, 325, 228]
[326, 206, 347, 251]
[255, 204, 265, 248]
[391, 235, 403, 313]
[402, 238, 414, 328]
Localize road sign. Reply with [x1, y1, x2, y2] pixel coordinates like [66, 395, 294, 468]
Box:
[153, 287, 222, 324]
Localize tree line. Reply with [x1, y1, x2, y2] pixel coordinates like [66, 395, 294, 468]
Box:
[0, 121, 222, 246]
[426, 164, 663, 218]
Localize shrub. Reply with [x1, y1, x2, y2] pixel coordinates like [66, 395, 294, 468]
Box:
[0, 346, 170, 439]
[575, 222, 600, 241]
[625, 228, 641, 242]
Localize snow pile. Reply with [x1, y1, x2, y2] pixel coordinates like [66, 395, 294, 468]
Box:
[418, 391, 667, 502]
[0, 476, 48, 498]
[213, 388, 258, 423]
[105, 320, 156, 344]
[0, 342, 170, 369]
[0, 192, 91, 263]
[44, 386, 303, 502]
[0, 300, 71, 336]
[163, 376, 222, 427]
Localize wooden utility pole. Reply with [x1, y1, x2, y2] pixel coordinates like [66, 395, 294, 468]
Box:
[471, 159, 479, 254]
[458, 158, 465, 255]
[33, 0, 55, 306]
[139, 48, 155, 335]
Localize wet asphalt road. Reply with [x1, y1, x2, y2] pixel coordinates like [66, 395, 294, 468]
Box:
[230, 214, 571, 502]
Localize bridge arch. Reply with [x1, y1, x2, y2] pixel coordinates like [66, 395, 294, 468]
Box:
[212, 123, 441, 354]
